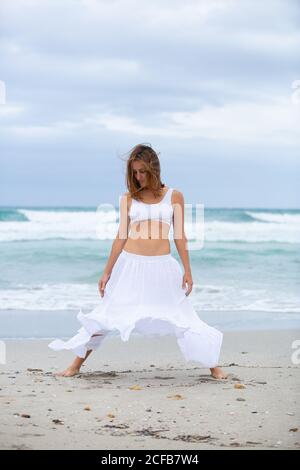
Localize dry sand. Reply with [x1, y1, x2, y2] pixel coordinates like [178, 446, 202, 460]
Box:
[0, 329, 299, 450]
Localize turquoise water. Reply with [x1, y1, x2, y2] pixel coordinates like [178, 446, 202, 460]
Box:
[0, 206, 299, 337]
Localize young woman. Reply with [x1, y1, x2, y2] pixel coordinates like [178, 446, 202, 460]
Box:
[49, 144, 227, 379]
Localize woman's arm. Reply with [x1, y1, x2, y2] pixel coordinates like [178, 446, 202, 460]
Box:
[172, 190, 193, 295]
[103, 193, 130, 276]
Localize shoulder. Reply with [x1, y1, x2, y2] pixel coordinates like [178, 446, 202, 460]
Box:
[171, 189, 184, 203]
[120, 192, 133, 211]
[122, 191, 132, 201]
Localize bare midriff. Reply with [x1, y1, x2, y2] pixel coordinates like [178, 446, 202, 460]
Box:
[123, 220, 171, 256]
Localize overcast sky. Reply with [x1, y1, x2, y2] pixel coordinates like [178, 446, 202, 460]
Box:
[0, 0, 299, 208]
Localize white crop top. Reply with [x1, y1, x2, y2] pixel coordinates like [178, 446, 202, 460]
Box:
[129, 187, 174, 227]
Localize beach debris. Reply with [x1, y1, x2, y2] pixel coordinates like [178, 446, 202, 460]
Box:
[20, 414, 31, 418]
[287, 412, 295, 416]
[84, 406, 91, 411]
[52, 419, 64, 425]
[129, 385, 142, 390]
[103, 371, 118, 377]
[167, 394, 184, 400]
[234, 383, 246, 389]
[103, 423, 129, 430]
[107, 413, 115, 419]
[135, 427, 169, 437]
[174, 434, 212, 443]
[236, 398, 246, 401]
[27, 368, 43, 372]
[289, 428, 298, 432]
[154, 376, 175, 380]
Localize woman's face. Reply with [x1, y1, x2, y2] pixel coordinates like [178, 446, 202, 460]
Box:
[132, 161, 148, 187]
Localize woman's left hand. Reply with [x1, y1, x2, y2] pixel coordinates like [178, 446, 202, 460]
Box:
[182, 272, 193, 296]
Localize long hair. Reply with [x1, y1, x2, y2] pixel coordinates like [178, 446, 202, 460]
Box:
[124, 144, 165, 201]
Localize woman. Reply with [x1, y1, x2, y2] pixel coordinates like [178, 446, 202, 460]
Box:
[49, 144, 227, 379]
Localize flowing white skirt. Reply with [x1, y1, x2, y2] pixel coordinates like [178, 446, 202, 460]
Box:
[48, 249, 223, 368]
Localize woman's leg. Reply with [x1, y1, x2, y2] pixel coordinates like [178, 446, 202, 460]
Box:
[55, 333, 104, 377]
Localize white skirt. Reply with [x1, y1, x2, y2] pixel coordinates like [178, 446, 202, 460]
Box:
[48, 249, 223, 368]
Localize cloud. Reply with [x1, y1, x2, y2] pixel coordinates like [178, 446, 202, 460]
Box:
[0, 0, 299, 206]
[1, 95, 299, 148]
[0, 103, 24, 117]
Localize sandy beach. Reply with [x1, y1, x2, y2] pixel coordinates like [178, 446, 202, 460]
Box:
[0, 329, 299, 450]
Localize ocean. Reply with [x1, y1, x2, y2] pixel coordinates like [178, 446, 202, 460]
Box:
[0, 206, 299, 338]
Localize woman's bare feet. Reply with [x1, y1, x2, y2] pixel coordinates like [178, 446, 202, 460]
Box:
[54, 349, 93, 377]
[210, 366, 228, 379]
[55, 366, 80, 377]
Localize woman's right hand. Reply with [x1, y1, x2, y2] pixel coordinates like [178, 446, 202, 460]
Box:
[98, 272, 111, 298]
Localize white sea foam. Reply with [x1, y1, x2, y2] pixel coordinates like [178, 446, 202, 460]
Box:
[0, 282, 299, 313]
[0, 209, 299, 243]
[246, 211, 300, 224]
